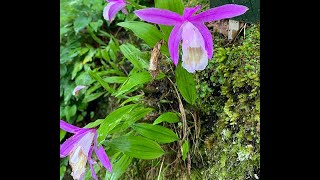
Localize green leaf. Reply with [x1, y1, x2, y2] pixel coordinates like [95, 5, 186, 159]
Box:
[120, 107, 154, 131]
[71, 62, 83, 80]
[107, 154, 133, 180]
[83, 92, 105, 103]
[103, 76, 127, 84]
[117, 21, 169, 55]
[181, 140, 189, 161]
[60, 130, 66, 142]
[87, 25, 106, 45]
[132, 123, 179, 143]
[60, 166, 66, 180]
[65, 105, 77, 123]
[97, 104, 139, 144]
[88, 70, 114, 93]
[175, 63, 197, 105]
[89, 20, 103, 32]
[120, 94, 144, 106]
[108, 136, 165, 159]
[153, 112, 180, 125]
[84, 119, 103, 128]
[119, 43, 149, 70]
[83, 48, 97, 64]
[74, 16, 92, 34]
[113, 71, 152, 97]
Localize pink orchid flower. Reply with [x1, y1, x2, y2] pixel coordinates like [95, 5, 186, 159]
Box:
[103, 0, 128, 23]
[72, 85, 86, 96]
[134, 4, 248, 73]
[60, 120, 112, 180]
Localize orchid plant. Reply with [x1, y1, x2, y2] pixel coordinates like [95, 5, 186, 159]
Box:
[60, 120, 112, 180]
[134, 4, 248, 73]
[103, 0, 128, 22]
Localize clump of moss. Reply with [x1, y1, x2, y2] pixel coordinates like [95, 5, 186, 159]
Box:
[195, 25, 260, 179]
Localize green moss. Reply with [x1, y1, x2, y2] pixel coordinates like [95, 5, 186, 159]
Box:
[196, 25, 260, 179]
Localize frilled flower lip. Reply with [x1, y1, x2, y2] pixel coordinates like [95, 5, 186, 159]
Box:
[134, 4, 248, 71]
[60, 120, 112, 179]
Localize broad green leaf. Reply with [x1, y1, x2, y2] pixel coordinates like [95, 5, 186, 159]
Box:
[132, 123, 179, 143]
[84, 119, 103, 128]
[119, 43, 149, 70]
[120, 107, 154, 131]
[71, 61, 83, 80]
[83, 48, 97, 64]
[108, 136, 165, 159]
[175, 63, 197, 105]
[83, 92, 105, 103]
[89, 20, 103, 32]
[117, 21, 169, 55]
[74, 16, 92, 34]
[103, 76, 127, 84]
[60, 64, 67, 77]
[155, 0, 184, 41]
[97, 104, 139, 144]
[106, 154, 133, 180]
[75, 71, 92, 86]
[113, 71, 152, 97]
[88, 70, 114, 93]
[120, 94, 144, 106]
[65, 105, 77, 123]
[153, 112, 180, 125]
[181, 140, 189, 161]
[60, 129, 66, 142]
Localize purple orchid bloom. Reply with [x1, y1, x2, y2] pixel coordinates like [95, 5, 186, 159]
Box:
[72, 85, 86, 96]
[60, 120, 112, 180]
[103, 0, 128, 23]
[134, 4, 248, 73]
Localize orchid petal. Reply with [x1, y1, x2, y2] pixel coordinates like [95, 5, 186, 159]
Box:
[72, 85, 86, 96]
[168, 24, 183, 65]
[190, 4, 248, 23]
[103, 2, 126, 22]
[88, 146, 98, 180]
[121, 7, 128, 15]
[181, 22, 208, 73]
[95, 146, 112, 173]
[76, 130, 95, 156]
[134, 8, 183, 26]
[183, 5, 201, 18]
[60, 129, 90, 158]
[192, 22, 213, 59]
[60, 120, 83, 134]
[107, 0, 123, 2]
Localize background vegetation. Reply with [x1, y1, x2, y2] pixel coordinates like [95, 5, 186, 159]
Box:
[60, 0, 260, 179]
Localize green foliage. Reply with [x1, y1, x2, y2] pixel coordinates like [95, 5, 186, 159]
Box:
[176, 62, 198, 105]
[132, 123, 179, 143]
[108, 136, 165, 159]
[181, 140, 189, 161]
[153, 112, 180, 125]
[196, 25, 260, 179]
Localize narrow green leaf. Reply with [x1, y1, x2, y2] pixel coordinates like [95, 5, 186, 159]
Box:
[108, 154, 133, 180]
[120, 107, 154, 131]
[60, 166, 66, 180]
[97, 104, 139, 143]
[103, 76, 127, 84]
[82, 91, 105, 103]
[181, 140, 189, 161]
[84, 119, 103, 128]
[120, 94, 144, 106]
[87, 25, 106, 45]
[83, 48, 97, 64]
[117, 21, 169, 55]
[88, 70, 114, 93]
[108, 136, 165, 159]
[132, 123, 179, 143]
[113, 71, 152, 97]
[71, 62, 83, 80]
[175, 63, 197, 105]
[153, 112, 180, 125]
[119, 43, 149, 70]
